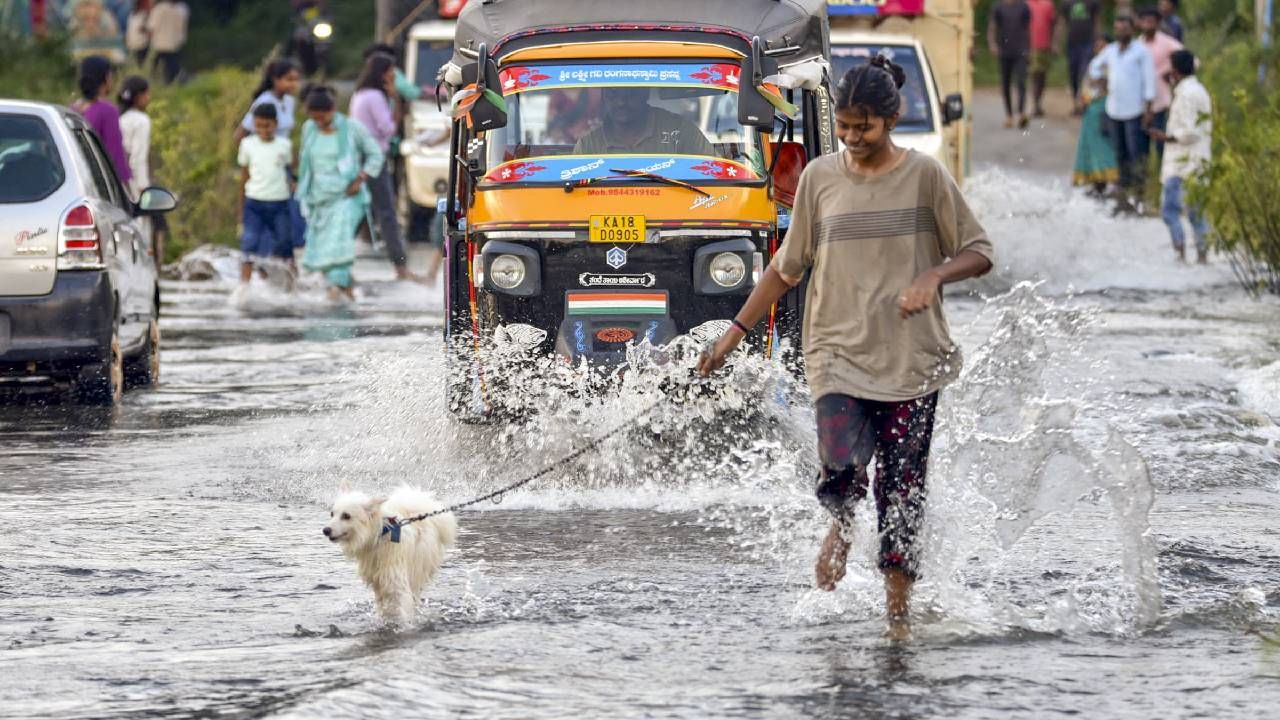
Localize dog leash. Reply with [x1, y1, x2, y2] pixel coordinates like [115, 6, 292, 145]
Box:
[389, 382, 699, 531]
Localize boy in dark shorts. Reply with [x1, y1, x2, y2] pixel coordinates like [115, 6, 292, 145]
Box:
[237, 103, 295, 285]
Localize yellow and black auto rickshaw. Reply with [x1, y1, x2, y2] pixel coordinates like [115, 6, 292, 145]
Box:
[440, 0, 834, 419]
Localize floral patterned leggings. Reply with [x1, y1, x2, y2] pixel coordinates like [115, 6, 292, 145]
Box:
[813, 392, 939, 580]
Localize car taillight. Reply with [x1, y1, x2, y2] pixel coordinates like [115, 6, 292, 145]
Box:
[58, 204, 104, 270]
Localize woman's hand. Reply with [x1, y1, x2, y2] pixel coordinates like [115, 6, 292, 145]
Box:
[345, 175, 365, 196]
[697, 329, 744, 377]
[898, 269, 941, 319]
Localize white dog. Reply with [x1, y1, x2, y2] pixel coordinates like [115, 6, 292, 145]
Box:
[323, 487, 457, 625]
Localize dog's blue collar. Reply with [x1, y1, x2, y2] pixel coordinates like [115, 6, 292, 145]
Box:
[380, 517, 401, 543]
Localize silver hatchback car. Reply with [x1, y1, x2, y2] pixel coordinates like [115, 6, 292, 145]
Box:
[0, 100, 176, 404]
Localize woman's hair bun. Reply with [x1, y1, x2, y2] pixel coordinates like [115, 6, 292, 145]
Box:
[869, 53, 907, 90]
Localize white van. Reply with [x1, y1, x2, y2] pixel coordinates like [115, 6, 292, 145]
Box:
[828, 31, 965, 178]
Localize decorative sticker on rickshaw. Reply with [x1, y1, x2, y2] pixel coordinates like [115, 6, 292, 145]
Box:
[826, 0, 925, 16]
[498, 63, 742, 95]
[483, 156, 760, 184]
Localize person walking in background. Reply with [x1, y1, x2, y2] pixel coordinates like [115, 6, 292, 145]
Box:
[1060, 0, 1100, 115]
[1027, 0, 1056, 118]
[236, 59, 303, 142]
[298, 87, 386, 301]
[1158, 0, 1185, 42]
[1091, 15, 1155, 213]
[238, 103, 296, 285]
[350, 52, 420, 282]
[117, 75, 151, 200]
[72, 56, 131, 186]
[988, 0, 1032, 129]
[1137, 6, 1183, 160]
[118, 74, 167, 264]
[1072, 34, 1118, 194]
[146, 0, 188, 84]
[236, 60, 306, 254]
[124, 0, 150, 66]
[1147, 50, 1212, 263]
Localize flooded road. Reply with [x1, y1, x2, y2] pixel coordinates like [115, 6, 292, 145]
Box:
[3, 169, 1280, 719]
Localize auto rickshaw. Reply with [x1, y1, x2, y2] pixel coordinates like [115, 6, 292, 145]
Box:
[440, 0, 833, 419]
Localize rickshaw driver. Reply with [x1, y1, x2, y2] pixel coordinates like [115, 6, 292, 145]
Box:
[573, 87, 716, 157]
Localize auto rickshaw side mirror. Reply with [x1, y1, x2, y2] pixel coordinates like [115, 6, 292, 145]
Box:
[460, 43, 508, 131]
[738, 37, 780, 129]
[769, 141, 807, 208]
[943, 93, 965, 125]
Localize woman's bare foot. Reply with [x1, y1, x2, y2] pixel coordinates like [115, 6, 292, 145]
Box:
[884, 568, 913, 640]
[815, 522, 850, 591]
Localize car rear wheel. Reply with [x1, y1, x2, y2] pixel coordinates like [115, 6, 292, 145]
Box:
[76, 329, 124, 405]
[125, 318, 160, 387]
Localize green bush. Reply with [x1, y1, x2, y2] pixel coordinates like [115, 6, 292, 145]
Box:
[0, 36, 76, 104]
[147, 67, 258, 263]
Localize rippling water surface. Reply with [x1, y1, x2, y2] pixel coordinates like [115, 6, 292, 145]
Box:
[2, 173, 1279, 719]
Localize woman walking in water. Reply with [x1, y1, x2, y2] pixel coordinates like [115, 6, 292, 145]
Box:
[296, 87, 385, 301]
[698, 56, 995, 638]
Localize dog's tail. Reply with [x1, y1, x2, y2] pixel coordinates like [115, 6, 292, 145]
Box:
[433, 511, 458, 549]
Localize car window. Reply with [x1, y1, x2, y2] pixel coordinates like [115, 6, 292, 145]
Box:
[72, 130, 113, 201]
[0, 114, 66, 203]
[82, 131, 129, 208]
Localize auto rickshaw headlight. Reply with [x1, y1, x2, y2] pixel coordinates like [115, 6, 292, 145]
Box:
[490, 254, 526, 289]
[709, 252, 746, 288]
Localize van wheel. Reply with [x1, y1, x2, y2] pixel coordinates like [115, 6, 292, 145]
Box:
[76, 330, 124, 405]
[125, 319, 161, 387]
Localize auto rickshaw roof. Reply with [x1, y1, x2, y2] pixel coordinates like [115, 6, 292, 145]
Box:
[449, 0, 829, 67]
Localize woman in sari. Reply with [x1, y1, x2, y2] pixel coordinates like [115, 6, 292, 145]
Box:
[296, 86, 385, 300]
[1072, 35, 1119, 195]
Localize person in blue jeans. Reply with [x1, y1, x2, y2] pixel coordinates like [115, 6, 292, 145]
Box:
[1090, 14, 1156, 211]
[1147, 50, 1212, 263]
[237, 103, 295, 284]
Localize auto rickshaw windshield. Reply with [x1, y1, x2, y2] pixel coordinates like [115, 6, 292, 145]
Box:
[480, 62, 764, 186]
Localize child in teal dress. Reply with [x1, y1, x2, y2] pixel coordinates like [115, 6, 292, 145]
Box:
[296, 87, 385, 300]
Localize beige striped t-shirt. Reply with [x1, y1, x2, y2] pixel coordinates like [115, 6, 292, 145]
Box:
[772, 150, 994, 402]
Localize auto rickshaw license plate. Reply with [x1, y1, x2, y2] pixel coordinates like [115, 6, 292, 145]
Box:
[589, 215, 645, 244]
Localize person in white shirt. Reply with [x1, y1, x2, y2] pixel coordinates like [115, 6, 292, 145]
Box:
[117, 75, 152, 200]
[118, 74, 166, 264]
[1090, 14, 1156, 207]
[1147, 49, 1213, 264]
[237, 103, 296, 283]
[124, 0, 151, 66]
[146, 0, 189, 84]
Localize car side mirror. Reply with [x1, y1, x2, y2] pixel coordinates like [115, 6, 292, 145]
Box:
[943, 93, 964, 125]
[136, 186, 177, 215]
[769, 141, 807, 208]
[458, 43, 507, 131]
[738, 37, 781, 129]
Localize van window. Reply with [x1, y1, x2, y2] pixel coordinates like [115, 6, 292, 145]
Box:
[830, 45, 935, 133]
[0, 114, 66, 203]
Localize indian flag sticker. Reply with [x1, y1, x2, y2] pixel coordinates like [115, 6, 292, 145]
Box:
[566, 292, 667, 316]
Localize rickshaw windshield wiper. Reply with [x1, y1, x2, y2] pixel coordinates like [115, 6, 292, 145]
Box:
[610, 169, 712, 197]
[563, 170, 711, 197]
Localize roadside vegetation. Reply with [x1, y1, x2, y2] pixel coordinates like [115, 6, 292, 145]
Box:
[1, 34, 254, 263]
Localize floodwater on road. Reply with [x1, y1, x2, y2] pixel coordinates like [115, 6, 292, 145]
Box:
[2, 171, 1280, 719]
